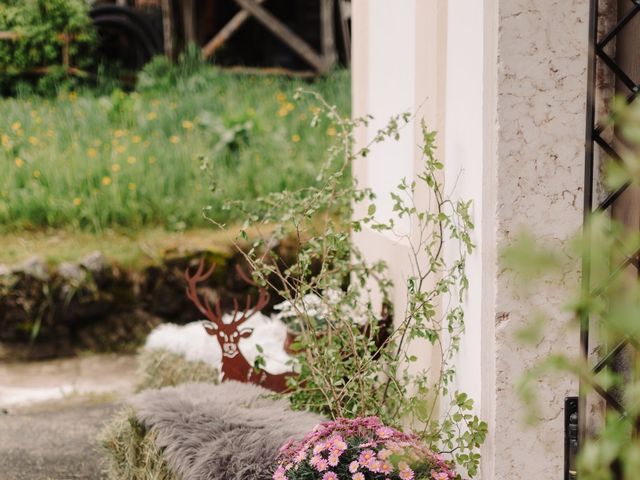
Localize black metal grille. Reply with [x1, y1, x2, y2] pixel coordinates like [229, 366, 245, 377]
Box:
[580, 0, 640, 477]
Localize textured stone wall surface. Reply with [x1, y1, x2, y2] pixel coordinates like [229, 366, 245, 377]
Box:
[491, 0, 589, 480]
[494, 0, 588, 478]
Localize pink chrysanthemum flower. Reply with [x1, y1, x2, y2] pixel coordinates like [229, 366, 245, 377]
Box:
[348, 461, 359, 473]
[358, 449, 376, 466]
[400, 467, 415, 480]
[367, 460, 382, 473]
[378, 448, 392, 460]
[293, 449, 307, 464]
[313, 443, 327, 455]
[376, 427, 395, 439]
[352, 473, 365, 480]
[272, 466, 287, 480]
[315, 458, 329, 472]
[379, 461, 393, 474]
[322, 472, 338, 480]
[328, 453, 340, 467]
[310, 455, 321, 467]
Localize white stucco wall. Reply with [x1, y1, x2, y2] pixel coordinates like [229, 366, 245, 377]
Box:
[352, 0, 587, 478]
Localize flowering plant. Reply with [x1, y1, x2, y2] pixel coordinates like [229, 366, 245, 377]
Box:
[273, 417, 459, 480]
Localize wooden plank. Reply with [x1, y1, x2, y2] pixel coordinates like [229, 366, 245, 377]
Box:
[233, 0, 327, 73]
[319, 0, 337, 69]
[0, 31, 20, 40]
[202, 0, 267, 59]
[337, 0, 350, 67]
[183, 0, 197, 45]
[160, 0, 175, 60]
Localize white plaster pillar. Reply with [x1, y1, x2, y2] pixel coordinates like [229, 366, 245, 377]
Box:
[352, 0, 588, 478]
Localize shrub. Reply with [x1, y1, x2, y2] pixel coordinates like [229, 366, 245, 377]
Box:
[222, 92, 486, 477]
[0, 0, 96, 95]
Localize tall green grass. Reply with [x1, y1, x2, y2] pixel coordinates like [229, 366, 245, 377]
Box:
[0, 65, 350, 231]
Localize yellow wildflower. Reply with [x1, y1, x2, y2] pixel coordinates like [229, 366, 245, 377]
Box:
[170, 135, 180, 144]
[127, 156, 136, 165]
[73, 197, 82, 206]
[285, 102, 294, 112]
[147, 111, 157, 121]
[111, 163, 121, 173]
[2, 134, 10, 148]
[30, 110, 37, 118]
[132, 135, 142, 143]
[115, 145, 126, 154]
[28, 136, 39, 145]
[182, 120, 194, 130]
[68, 91, 77, 102]
[276, 92, 286, 102]
[46, 130, 54, 138]
[128, 182, 137, 191]
[11, 121, 21, 131]
[114, 129, 127, 138]
[102, 176, 112, 186]
[148, 156, 157, 165]
[277, 107, 288, 117]
[33, 169, 41, 178]
[14, 157, 24, 168]
[291, 134, 301, 143]
[87, 148, 98, 158]
[326, 127, 337, 137]
[93, 139, 102, 146]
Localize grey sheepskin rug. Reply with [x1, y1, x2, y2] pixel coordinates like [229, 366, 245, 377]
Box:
[129, 382, 325, 480]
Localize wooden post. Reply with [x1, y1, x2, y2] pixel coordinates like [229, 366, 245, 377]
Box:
[183, 0, 197, 46]
[337, 0, 351, 67]
[233, 0, 327, 73]
[202, 0, 267, 59]
[611, 0, 640, 408]
[319, 0, 336, 71]
[160, 0, 175, 60]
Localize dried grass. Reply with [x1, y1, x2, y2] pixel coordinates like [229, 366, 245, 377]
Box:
[99, 407, 175, 480]
[135, 348, 219, 392]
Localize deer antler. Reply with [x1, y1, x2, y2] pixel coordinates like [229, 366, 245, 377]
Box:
[230, 264, 271, 326]
[184, 258, 221, 322]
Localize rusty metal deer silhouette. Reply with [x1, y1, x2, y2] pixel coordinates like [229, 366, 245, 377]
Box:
[184, 259, 294, 393]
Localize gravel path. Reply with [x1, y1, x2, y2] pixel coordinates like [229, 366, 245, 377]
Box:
[0, 354, 137, 480]
[0, 401, 118, 480]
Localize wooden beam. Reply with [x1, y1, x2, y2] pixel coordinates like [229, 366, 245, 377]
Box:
[160, 0, 175, 60]
[0, 31, 20, 40]
[183, 0, 197, 46]
[320, 0, 337, 70]
[202, 0, 267, 59]
[233, 0, 327, 73]
[337, 0, 350, 67]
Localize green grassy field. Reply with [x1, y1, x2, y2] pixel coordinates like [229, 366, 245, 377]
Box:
[0, 67, 350, 232]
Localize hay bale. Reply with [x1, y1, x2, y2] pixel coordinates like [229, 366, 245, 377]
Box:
[99, 407, 176, 480]
[135, 348, 219, 392]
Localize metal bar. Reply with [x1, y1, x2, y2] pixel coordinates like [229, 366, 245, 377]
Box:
[593, 339, 630, 373]
[593, 132, 624, 162]
[596, 48, 639, 93]
[597, 5, 640, 49]
[597, 182, 632, 211]
[580, 0, 600, 454]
